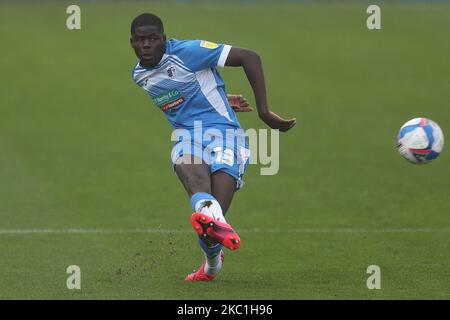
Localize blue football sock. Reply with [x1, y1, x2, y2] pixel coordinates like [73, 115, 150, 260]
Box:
[197, 235, 222, 258]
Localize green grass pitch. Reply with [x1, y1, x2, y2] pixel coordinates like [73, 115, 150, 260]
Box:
[0, 1, 449, 299]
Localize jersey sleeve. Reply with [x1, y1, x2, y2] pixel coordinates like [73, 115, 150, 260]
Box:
[177, 40, 231, 72]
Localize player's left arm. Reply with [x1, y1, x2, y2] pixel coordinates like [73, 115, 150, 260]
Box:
[225, 47, 296, 132]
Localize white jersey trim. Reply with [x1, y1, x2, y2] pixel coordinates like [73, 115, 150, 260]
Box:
[217, 45, 232, 68]
[195, 69, 232, 122]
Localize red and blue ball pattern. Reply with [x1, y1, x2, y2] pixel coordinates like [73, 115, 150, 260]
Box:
[397, 118, 444, 164]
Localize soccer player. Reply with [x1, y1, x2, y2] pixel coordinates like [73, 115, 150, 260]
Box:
[130, 13, 296, 281]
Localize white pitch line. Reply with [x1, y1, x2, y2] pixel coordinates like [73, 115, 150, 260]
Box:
[0, 228, 449, 235]
[0, 228, 190, 235]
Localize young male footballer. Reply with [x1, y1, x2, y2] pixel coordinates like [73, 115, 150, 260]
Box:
[130, 13, 296, 281]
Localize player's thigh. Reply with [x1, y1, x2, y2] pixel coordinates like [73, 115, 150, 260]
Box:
[211, 170, 236, 215]
[175, 155, 211, 196]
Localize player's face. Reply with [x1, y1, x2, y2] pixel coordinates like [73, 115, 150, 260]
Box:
[130, 25, 166, 67]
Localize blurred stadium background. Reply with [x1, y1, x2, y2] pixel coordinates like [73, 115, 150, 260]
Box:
[0, 0, 449, 299]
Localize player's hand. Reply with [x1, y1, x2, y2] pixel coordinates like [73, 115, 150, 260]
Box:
[227, 94, 253, 112]
[259, 111, 296, 132]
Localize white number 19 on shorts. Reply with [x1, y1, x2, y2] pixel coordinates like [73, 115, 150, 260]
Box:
[213, 147, 234, 166]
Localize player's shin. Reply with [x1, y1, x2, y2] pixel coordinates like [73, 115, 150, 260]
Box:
[197, 236, 223, 276]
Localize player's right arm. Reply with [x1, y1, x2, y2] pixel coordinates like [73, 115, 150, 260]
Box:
[225, 47, 296, 132]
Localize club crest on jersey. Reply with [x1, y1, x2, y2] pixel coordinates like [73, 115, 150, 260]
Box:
[200, 40, 218, 49]
[167, 65, 176, 78]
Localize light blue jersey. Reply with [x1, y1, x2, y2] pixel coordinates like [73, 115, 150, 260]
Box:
[132, 39, 241, 130]
[132, 39, 250, 189]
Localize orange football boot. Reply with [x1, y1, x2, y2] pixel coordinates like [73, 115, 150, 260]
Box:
[190, 212, 241, 251]
[185, 251, 225, 281]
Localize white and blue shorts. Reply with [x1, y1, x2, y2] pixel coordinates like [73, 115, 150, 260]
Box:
[171, 127, 251, 190]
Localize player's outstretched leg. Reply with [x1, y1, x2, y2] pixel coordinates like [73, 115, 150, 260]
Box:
[175, 155, 232, 281]
[185, 191, 242, 281]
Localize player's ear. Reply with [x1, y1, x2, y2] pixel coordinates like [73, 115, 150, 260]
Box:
[163, 34, 167, 42]
[129, 37, 134, 48]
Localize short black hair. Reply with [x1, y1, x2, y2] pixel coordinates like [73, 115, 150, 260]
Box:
[131, 13, 164, 35]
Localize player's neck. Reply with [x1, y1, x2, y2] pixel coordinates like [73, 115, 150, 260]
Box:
[140, 60, 159, 68]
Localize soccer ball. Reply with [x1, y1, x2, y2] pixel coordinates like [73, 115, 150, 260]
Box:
[397, 118, 444, 164]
